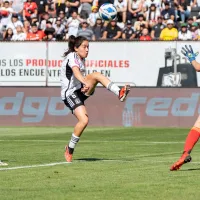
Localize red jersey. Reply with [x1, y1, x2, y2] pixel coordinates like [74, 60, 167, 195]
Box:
[139, 35, 152, 41]
[23, 2, 37, 17]
[26, 31, 45, 41]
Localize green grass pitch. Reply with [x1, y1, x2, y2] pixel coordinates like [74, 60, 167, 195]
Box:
[0, 127, 200, 200]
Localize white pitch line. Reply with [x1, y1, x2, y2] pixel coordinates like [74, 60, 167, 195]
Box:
[0, 140, 64, 143]
[0, 140, 185, 144]
[0, 160, 133, 171]
[0, 162, 70, 171]
[1, 159, 200, 171]
[0, 159, 135, 171]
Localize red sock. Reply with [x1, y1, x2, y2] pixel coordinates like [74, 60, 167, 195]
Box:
[184, 127, 200, 153]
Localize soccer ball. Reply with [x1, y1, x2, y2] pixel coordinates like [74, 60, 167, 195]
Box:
[99, 3, 117, 21]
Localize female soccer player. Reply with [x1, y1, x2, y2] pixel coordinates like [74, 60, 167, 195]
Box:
[170, 45, 199, 171]
[61, 35, 130, 162]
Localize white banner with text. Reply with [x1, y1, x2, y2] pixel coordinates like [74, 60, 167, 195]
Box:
[1, 41, 200, 86]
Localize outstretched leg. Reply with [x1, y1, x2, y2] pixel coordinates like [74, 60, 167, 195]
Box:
[65, 72, 131, 162]
[170, 116, 200, 171]
[84, 72, 130, 101]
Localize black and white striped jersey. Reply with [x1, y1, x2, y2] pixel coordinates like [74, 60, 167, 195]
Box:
[60, 52, 85, 100]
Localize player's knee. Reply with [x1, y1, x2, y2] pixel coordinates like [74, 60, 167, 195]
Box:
[90, 72, 100, 79]
[80, 115, 89, 126]
[92, 72, 101, 81]
[93, 72, 101, 77]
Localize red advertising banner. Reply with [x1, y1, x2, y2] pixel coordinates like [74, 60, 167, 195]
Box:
[0, 87, 199, 127]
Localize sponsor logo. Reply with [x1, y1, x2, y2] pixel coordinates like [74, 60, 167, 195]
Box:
[162, 72, 182, 87]
[0, 92, 70, 123]
[1, 91, 199, 125]
[124, 93, 200, 117]
[75, 98, 81, 104]
[123, 93, 200, 126]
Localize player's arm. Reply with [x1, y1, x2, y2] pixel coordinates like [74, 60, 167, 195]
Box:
[72, 66, 86, 83]
[72, 66, 90, 89]
[191, 60, 200, 71]
[181, 45, 200, 71]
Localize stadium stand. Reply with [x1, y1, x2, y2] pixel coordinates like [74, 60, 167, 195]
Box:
[0, 0, 200, 40]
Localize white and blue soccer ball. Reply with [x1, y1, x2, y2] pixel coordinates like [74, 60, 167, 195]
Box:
[99, 3, 117, 21]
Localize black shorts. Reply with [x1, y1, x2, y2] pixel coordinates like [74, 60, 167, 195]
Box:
[63, 89, 90, 112]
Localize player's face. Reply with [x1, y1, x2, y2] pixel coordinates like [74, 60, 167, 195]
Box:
[76, 40, 89, 59]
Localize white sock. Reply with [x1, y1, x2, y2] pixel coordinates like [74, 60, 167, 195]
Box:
[106, 82, 120, 96]
[68, 133, 80, 149]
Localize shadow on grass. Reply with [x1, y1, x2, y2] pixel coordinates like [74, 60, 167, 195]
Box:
[75, 158, 135, 162]
[76, 158, 107, 162]
[181, 168, 200, 171]
[0, 159, 9, 162]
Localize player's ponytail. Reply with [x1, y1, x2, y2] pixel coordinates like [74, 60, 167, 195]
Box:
[63, 35, 76, 57]
[63, 36, 88, 57]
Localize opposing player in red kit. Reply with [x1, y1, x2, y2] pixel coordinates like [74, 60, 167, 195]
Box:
[170, 45, 200, 171]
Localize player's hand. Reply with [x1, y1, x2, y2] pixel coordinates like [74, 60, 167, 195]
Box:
[181, 45, 199, 63]
[81, 85, 89, 93]
[81, 81, 90, 93]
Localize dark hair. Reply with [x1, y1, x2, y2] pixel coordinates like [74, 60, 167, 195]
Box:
[63, 35, 88, 57]
[93, 18, 103, 28]
[4, 28, 13, 40]
[148, 9, 156, 21]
